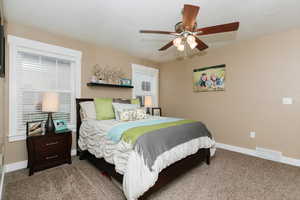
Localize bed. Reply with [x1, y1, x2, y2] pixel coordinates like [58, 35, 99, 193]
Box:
[76, 98, 215, 200]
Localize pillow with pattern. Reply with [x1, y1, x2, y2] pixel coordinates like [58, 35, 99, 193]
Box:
[135, 108, 147, 120]
[119, 108, 148, 121]
[112, 103, 139, 120]
[119, 109, 137, 121]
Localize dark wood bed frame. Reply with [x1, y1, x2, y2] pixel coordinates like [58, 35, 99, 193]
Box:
[76, 98, 210, 199]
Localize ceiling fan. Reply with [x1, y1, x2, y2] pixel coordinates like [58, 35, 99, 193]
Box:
[140, 4, 240, 52]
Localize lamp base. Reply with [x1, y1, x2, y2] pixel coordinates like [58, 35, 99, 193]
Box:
[45, 113, 55, 134]
[146, 107, 151, 115]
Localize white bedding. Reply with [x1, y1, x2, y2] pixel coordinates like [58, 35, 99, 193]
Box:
[79, 117, 215, 200]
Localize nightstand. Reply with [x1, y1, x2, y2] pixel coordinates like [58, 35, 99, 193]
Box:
[26, 131, 72, 176]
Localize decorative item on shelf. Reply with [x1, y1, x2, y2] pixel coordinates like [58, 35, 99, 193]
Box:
[115, 68, 124, 85]
[193, 64, 226, 92]
[120, 78, 132, 86]
[26, 120, 44, 137]
[92, 64, 125, 85]
[91, 75, 98, 83]
[42, 92, 59, 134]
[93, 64, 105, 82]
[144, 95, 153, 114]
[53, 119, 69, 133]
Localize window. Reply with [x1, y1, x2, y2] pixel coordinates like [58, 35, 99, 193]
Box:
[132, 64, 159, 107]
[8, 36, 81, 141]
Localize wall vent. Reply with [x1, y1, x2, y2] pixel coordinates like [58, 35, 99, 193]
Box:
[255, 147, 282, 162]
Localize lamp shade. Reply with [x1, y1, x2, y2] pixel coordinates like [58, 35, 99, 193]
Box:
[42, 92, 59, 112]
[144, 96, 153, 107]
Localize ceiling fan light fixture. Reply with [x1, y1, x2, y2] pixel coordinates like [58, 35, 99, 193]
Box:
[177, 44, 185, 51]
[173, 37, 182, 47]
[186, 35, 195, 44]
[189, 41, 198, 49]
[139, 4, 239, 53]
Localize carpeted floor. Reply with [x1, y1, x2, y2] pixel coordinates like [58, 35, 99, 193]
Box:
[4, 149, 300, 200]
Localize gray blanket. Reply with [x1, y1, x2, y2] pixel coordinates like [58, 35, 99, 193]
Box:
[134, 121, 212, 170]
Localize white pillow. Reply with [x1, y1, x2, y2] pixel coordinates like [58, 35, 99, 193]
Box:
[112, 103, 139, 120]
[80, 101, 96, 120]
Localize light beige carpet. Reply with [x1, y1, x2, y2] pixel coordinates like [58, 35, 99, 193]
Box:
[4, 149, 300, 200]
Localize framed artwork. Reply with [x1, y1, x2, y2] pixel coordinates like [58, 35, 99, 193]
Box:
[53, 120, 68, 133]
[193, 64, 226, 92]
[151, 107, 161, 116]
[26, 120, 44, 137]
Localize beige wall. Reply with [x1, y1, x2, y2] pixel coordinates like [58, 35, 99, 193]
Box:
[160, 28, 300, 159]
[3, 22, 158, 164]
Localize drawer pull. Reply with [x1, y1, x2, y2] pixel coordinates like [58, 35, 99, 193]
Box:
[45, 155, 58, 160]
[45, 141, 59, 146]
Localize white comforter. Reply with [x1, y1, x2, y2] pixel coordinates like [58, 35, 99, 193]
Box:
[78, 117, 215, 200]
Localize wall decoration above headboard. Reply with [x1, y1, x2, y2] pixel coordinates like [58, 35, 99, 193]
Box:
[91, 64, 127, 85]
[193, 64, 226, 92]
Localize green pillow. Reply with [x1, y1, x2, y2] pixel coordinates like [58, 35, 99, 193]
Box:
[131, 98, 140, 106]
[94, 98, 115, 120]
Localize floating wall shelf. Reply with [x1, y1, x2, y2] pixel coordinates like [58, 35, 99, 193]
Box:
[87, 82, 134, 88]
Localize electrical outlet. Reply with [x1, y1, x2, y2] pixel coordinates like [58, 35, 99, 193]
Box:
[250, 131, 256, 138]
[282, 97, 293, 105]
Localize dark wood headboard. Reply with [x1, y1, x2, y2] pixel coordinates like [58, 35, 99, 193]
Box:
[76, 98, 93, 155]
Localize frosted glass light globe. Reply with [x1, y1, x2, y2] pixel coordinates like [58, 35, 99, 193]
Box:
[177, 44, 185, 51]
[187, 35, 196, 44]
[189, 41, 198, 49]
[173, 37, 182, 47]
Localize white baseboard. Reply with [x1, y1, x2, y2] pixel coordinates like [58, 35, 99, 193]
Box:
[4, 149, 77, 173]
[216, 143, 257, 157]
[71, 149, 77, 156]
[4, 160, 28, 173]
[216, 143, 300, 167]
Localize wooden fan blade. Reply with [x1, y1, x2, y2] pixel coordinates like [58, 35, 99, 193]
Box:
[195, 37, 208, 51]
[158, 41, 174, 51]
[182, 4, 200, 31]
[140, 30, 177, 35]
[196, 22, 239, 36]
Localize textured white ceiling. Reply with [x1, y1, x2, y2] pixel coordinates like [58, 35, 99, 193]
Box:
[3, 0, 300, 62]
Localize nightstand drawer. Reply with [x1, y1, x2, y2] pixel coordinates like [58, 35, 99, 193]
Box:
[36, 150, 67, 163]
[34, 136, 67, 152]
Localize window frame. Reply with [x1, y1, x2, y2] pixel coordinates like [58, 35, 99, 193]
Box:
[132, 64, 159, 107]
[8, 35, 82, 142]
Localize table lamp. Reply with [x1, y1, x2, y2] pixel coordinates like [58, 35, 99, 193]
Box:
[144, 95, 153, 114]
[42, 92, 59, 134]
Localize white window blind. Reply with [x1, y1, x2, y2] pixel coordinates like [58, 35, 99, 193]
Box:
[8, 35, 82, 142]
[15, 51, 74, 135]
